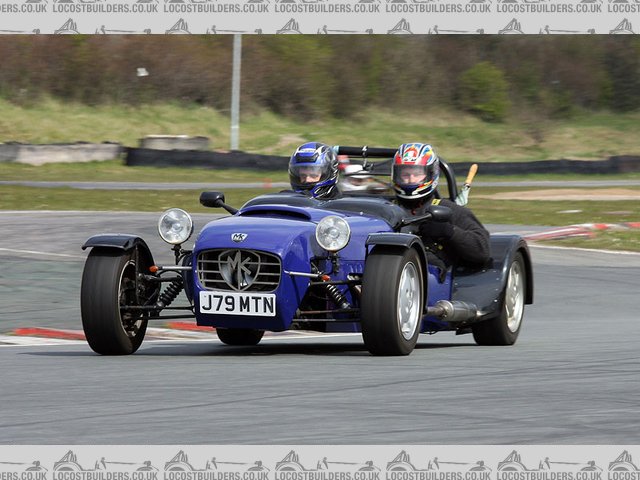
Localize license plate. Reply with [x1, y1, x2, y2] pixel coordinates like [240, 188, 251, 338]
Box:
[199, 291, 276, 317]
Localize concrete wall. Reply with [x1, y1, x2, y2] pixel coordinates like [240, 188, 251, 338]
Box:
[139, 135, 210, 151]
[0, 142, 123, 165]
[0, 136, 208, 165]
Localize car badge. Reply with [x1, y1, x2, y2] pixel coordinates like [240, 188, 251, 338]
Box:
[220, 250, 260, 291]
[232, 233, 248, 243]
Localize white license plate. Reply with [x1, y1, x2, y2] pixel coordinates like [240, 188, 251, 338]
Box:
[199, 291, 276, 317]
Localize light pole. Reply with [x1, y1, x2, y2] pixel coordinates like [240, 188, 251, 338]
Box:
[230, 34, 241, 151]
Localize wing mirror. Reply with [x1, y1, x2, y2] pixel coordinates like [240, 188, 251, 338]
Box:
[400, 204, 452, 227]
[200, 191, 238, 214]
[428, 204, 452, 222]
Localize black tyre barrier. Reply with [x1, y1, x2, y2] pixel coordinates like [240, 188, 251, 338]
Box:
[369, 156, 640, 176]
[126, 147, 640, 175]
[125, 147, 289, 170]
[452, 156, 640, 176]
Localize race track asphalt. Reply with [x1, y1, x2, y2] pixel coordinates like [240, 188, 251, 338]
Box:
[0, 212, 639, 444]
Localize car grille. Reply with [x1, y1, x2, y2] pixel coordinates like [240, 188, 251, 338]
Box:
[197, 249, 281, 292]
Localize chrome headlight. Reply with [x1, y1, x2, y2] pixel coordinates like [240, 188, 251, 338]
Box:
[158, 208, 194, 245]
[315, 215, 351, 252]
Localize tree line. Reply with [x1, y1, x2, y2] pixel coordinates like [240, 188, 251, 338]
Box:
[0, 35, 638, 122]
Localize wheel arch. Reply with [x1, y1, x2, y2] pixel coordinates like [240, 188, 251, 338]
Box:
[82, 234, 155, 266]
[365, 232, 428, 297]
[489, 235, 533, 306]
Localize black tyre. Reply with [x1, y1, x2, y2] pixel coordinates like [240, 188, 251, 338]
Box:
[216, 328, 264, 346]
[472, 251, 526, 346]
[361, 248, 424, 356]
[81, 248, 156, 355]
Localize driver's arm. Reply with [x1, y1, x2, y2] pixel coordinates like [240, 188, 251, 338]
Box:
[448, 206, 491, 265]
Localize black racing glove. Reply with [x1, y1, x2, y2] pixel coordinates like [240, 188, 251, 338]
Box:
[418, 220, 454, 240]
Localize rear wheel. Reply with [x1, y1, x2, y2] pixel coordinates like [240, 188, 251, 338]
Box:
[216, 328, 264, 346]
[472, 251, 526, 346]
[81, 248, 156, 355]
[361, 248, 424, 356]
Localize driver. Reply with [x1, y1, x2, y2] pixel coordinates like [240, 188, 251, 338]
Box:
[288, 142, 341, 200]
[392, 143, 490, 270]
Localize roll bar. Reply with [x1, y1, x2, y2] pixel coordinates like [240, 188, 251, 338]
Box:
[335, 145, 458, 201]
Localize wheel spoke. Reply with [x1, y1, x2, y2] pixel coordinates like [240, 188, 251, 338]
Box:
[118, 261, 145, 338]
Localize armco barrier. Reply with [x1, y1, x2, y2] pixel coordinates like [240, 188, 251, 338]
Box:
[125, 148, 640, 174]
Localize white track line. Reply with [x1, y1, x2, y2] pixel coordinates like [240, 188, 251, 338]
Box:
[0, 247, 84, 258]
[0, 335, 85, 346]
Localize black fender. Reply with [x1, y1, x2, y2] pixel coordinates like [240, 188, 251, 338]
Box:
[365, 233, 429, 307]
[81, 234, 155, 266]
[452, 234, 533, 318]
[491, 235, 534, 305]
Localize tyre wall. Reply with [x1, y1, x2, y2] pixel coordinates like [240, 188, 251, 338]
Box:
[451, 156, 640, 175]
[125, 147, 290, 170]
[125, 148, 640, 174]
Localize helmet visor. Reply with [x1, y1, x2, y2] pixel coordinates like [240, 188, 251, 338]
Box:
[393, 164, 434, 188]
[289, 164, 330, 188]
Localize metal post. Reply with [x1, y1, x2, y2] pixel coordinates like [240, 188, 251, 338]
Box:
[230, 34, 242, 151]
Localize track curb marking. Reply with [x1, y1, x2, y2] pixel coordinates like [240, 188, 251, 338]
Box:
[523, 221, 640, 241]
[4, 325, 355, 346]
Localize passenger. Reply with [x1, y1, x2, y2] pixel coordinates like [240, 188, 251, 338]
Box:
[337, 154, 351, 172]
[392, 143, 490, 270]
[288, 142, 341, 200]
[340, 164, 375, 193]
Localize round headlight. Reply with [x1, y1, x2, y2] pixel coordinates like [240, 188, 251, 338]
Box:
[315, 215, 351, 252]
[158, 208, 194, 245]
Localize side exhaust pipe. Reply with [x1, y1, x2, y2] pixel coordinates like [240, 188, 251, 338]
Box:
[426, 300, 480, 323]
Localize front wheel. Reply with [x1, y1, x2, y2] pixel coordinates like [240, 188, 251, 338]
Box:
[216, 328, 264, 346]
[361, 248, 424, 356]
[81, 248, 156, 355]
[472, 251, 526, 346]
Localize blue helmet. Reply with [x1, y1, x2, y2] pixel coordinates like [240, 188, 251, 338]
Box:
[288, 142, 339, 199]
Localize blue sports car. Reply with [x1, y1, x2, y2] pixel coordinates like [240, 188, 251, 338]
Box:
[80, 146, 533, 356]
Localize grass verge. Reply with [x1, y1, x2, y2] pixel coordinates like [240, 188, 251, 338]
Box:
[0, 160, 288, 183]
[2, 185, 639, 222]
[0, 186, 281, 212]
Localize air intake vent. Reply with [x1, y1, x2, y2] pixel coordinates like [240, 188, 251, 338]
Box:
[197, 249, 281, 292]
